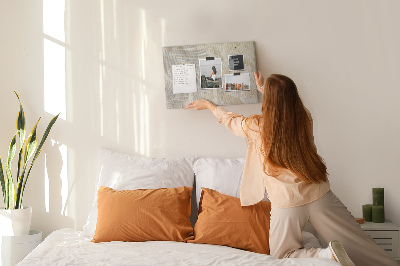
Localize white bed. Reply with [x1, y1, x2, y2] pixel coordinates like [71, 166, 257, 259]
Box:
[18, 229, 338, 266]
[18, 150, 339, 266]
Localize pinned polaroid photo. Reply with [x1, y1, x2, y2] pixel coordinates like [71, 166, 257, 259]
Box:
[225, 73, 251, 91]
[199, 58, 223, 89]
[228, 55, 244, 71]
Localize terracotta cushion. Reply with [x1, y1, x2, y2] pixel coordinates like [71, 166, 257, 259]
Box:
[187, 187, 271, 254]
[93, 186, 193, 243]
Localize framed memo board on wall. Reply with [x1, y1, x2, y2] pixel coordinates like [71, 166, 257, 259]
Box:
[162, 41, 259, 109]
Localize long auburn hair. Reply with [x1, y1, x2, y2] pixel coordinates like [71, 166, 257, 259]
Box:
[257, 74, 327, 183]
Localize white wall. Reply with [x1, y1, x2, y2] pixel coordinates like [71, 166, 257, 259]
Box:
[0, 0, 399, 237]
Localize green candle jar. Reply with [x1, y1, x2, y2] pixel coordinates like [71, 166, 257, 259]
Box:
[362, 204, 372, 222]
[372, 188, 384, 206]
[372, 205, 385, 223]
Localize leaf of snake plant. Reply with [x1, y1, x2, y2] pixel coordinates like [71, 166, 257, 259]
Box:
[24, 118, 40, 166]
[15, 92, 26, 182]
[5, 135, 17, 209]
[7, 134, 17, 171]
[16, 113, 59, 209]
[16, 119, 39, 208]
[0, 157, 7, 207]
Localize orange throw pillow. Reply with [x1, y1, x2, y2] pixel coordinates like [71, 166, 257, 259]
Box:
[187, 187, 271, 254]
[93, 186, 193, 243]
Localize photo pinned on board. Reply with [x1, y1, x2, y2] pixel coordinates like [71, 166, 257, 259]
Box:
[225, 73, 251, 91]
[228, 55, 244, 71]
[199, 58, 223, 89]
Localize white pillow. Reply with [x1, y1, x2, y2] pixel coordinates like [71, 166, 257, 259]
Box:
[193, 158, 269, 208]
[82, 149, 195, 237]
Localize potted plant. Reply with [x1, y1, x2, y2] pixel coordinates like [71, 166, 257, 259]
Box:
[0, 92, 59, 236]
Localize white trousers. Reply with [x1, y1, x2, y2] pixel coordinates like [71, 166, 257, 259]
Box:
[269, 190, 398, 266]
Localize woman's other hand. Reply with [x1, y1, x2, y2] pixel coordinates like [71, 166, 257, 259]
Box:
[184, 100, 216, 111]
[254, 70, 265, 94]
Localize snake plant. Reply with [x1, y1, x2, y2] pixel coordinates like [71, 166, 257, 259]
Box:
[0, 92, 59, 209]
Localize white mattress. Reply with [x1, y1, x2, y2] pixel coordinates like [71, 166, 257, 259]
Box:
[18, 229, 339, 266]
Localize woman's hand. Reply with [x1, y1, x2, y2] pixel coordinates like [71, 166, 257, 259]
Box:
[254, 70, 265, 94]
[184, 100, 216, 111]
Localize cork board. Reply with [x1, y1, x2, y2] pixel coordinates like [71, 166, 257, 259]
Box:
[162, 41, 259, 109]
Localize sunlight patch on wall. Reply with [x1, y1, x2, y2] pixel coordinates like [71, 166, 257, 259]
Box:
[44, 153, 50, 213]
[99, 65, 104, 136]
[133, 86, 139, 154]
[43, 39, 66, 120]
[140, 9, 147, 80]
[43, 0, 66, 120]
[64, 0, 73, 123]
[65, 45, 73, 123]
[98, 0, 107, 137]
[160, 18, 166, 47]
[113, 0, 117, 39]
[43, 0, 65, 43]
[44, 140, 68, 215]
[116, 90, 120, 144]
[140, 85, 150, 157]
[133, 82, 150, 157]
[144, 92, 149, 156]
[59, 143, 68, 216]
[100, 0, 106, 61]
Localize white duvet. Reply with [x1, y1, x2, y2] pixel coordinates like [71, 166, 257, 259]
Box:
[19, 229, 339, 266]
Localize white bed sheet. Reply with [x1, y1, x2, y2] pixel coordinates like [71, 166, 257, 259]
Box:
[18, 229, 339, 266]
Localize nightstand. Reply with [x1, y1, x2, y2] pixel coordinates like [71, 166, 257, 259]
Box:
[0, 230, 42, 266]
[360, 220, 399, 262]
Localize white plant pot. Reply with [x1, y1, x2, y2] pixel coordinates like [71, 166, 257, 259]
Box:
[0, 206, 32, 236]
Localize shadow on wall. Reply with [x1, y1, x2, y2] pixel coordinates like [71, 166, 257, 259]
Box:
[29, 0, 166, 233]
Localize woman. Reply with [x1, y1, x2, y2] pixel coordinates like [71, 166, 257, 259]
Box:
[210, 66, 217, 81]
[184, 72, 397, 266]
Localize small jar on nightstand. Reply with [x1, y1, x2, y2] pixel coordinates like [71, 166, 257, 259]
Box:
[360, 220, 400, 263]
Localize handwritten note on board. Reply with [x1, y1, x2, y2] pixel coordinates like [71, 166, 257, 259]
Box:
[172, 64, 197, 94]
